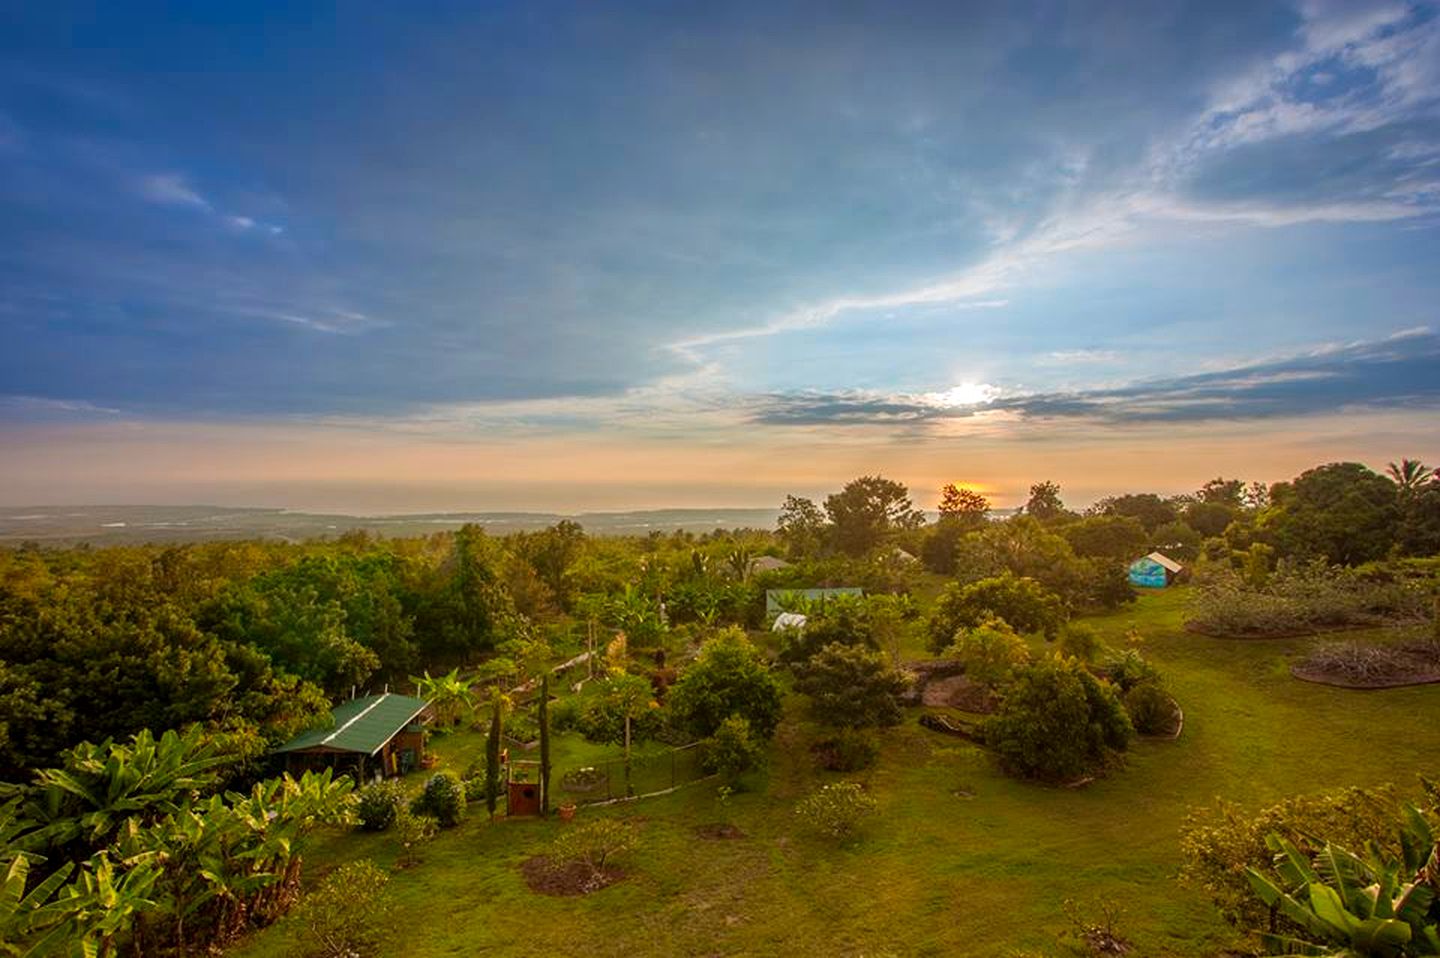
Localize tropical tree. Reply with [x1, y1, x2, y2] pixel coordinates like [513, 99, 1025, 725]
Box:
[1388, 459, 1435, 494]
[602, 673, 655, 795]
[938, 484, 990, 525]
[668, 629, 783, 740]
[824, 476, 924, 556]
[777, 495, 827, 557]
[928, 574, 1066, 652]
[794, 643, 909, 730]
[410, 668, 475, 728]
[1023, 481, 1068, 522]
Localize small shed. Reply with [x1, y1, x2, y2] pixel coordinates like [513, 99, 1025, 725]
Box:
[1128, 552, 1184, 588]
[274, 692, 430, 780]
[749, 555, 792, 574]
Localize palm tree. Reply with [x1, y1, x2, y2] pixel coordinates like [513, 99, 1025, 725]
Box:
[1387, 458, 1433, 493]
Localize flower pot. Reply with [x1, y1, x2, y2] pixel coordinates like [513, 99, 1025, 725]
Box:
[558, 803, 576, 822]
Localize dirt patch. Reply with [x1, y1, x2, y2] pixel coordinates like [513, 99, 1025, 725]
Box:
[520, 855, 625, 896]
[694, 822, 747, 840]
[921, 673, 998, 712]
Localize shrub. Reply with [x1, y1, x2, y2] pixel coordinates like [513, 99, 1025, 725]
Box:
[410, 770, 466, 828]
[355, 780, 406, 832]
[668, 629, 783, 740]
[575, 690, 664, 745]
[982, 655, 1132, 782]
[793, 642, 909, 729]
[928, 574, 1065, 652]
[1188, 559, 1429, 636]
[1123, 682, 1177, 735]
[699, 714, 767, 783]
[1055, 623, 1103, 663]
[394, 808, 438, 867]
[776, 595, 878, 665]
[795, 782, 877, 842]
[812, 728, 878, 772]
[549, 818, 638, 873]
[1178, 786, 1405, 930]
[944, 617, 1030, 689]
[549, 695, 582, 732]
[1102, 649, 1161, 691]
[297, 859, 391, 958]
[463, 774, 488, 803]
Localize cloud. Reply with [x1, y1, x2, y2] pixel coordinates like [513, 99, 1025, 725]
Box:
[1040, 349, 1120, 366]
[138, 173, 212, 210]
[749, 329, 1440, 428]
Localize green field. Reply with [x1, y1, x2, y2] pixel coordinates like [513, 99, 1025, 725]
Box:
[232, 588, 1440, 957]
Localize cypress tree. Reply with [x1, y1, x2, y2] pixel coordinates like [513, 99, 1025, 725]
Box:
[538, 674, 551, 817]
[485, 698, 502, 820]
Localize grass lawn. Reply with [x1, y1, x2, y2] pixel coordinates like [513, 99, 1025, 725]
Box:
[232, 588, 1440, 957]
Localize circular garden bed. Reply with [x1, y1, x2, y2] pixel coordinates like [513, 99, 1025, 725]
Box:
[1291, 637, 1440, 689]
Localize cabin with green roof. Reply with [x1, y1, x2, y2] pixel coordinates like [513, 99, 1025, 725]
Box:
[273, 692, 430, 780]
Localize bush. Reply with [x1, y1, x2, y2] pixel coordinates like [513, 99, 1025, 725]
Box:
[1102, 649, 1161, 691]
[776, 595, 878, 665]
[928, 574, 1065, 652]
[549, 695, 581, 732]
[1188, 559, 1429, 636]
[549, 818, 638, 872]
[1123, 682, 1178, 735]
[792, 642, 909, 729]
[355, 780, 406, 832]
[795, 782, 877, 842]
[699, 714, 767, 783]
[394, 808, 438, 867]
[812, 728, 878, 772]
[410, 770, 466, 828]
[1178, 785, 1405, 930]
[297, 858, 391, 957]
[944, 617, 1030, 689]
[1055, 623, 1103, 663]
[982, 655, 1132, 782]
[575, 690, 664, 745]
[463, 774, 488, 803]
[668, 629, 783, 740]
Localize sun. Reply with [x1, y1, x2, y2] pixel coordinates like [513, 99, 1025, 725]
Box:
[925, 382, 1000, 408]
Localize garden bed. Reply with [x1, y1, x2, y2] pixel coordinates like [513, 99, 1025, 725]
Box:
[520, 855, 626, 896]
[1290, 638, 1440, 689]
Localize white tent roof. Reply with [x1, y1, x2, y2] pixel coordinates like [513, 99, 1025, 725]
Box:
[1144, 551, 1184, 573]
[772, 612, 807, 632]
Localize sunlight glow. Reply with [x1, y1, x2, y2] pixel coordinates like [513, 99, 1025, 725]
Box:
[924, 382, 1001, 408]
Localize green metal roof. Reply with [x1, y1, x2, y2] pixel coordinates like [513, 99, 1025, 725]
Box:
[765, 587, 864, 615]
[273, 693, 429, 756]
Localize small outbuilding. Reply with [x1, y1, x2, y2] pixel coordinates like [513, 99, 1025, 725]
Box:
[274, 692, 430, 781]
[749, 555, 792, 574]
[1128, 552, 1184, 588]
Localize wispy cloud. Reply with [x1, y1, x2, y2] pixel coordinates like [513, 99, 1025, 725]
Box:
[138, 172, 212, 210]
[748, 329, 1440, 428]
[1040, 349, 1120, 366]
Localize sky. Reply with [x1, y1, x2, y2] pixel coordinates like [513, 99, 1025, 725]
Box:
[2, 0, 1438, 513]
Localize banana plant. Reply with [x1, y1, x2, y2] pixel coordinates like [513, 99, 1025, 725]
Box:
[411, 668, 475, 726]
[1245, 805, 1440, 956]
[9, 726, 227, 852]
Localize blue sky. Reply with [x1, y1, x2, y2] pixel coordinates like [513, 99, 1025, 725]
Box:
[1, 1, 1438, 510]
